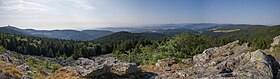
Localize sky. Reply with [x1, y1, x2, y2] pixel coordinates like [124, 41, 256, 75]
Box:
[0, 0, 280, 30]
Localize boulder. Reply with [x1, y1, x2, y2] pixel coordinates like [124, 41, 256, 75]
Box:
[111, 63, 138, 75]
[155, 58, 175, 69]
[74, 57, 139, 77]
[94, 56, 139, 74]
[75, 58, 110, 77]
[270, 35, 280, 52]
[193, 40, 250, 66]
[231, 50, 273, 79]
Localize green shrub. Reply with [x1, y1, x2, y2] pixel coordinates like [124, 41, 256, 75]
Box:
[0, 46, 6, 55]
[24, 57, 62, 74]
[114, 33, 218, 65]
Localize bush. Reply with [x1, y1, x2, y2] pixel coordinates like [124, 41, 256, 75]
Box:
[0, 46, 6, 55]
[24, 57, 62, 73]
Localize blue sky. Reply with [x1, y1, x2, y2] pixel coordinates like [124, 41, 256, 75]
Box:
[0, 0, 280, 30]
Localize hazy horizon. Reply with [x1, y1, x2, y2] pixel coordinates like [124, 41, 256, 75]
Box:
[1, 23, 279, 31]
[1, 0, 280, 30]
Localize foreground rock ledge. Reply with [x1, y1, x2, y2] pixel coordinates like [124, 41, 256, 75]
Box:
[190, 41, 274, 79]
[154, 40, 276, 79]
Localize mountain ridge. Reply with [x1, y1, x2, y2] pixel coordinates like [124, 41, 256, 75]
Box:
[1, 24, 277, 41]
[0, 26, 114, 41]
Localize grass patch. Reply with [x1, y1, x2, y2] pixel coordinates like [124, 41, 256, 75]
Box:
[0, 61, 24, 78]
[24, 57, 62, 73]
[48, 67, 80, 79]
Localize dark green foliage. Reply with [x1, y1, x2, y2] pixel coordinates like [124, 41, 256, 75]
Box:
[94, 31, 156, 53]
[0, 33, 104, 59]
[114, 33, 219, 65]
[24, 57, 62, 73]
[0, 45, 6, 55]
[0, 31, 155, 60]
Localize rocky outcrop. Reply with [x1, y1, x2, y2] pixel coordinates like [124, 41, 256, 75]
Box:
[268, 35, 280, 79]
[0, 51, 69, 79]
[270, 35, 280, 54]
[94, 56, 139, 75]
[75, 58, 110, 77]
[271, 35, 280, 47]
[153, 40, 276, 79]
[189, 41, 274, 79]
[74, 56, 139, 77]
[192, 40, 251, 66]
[0, 51, 139, 79]
[0, 51, 24, 65]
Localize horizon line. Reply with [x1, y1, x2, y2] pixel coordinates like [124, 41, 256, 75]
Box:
[1, 23, 279, 31]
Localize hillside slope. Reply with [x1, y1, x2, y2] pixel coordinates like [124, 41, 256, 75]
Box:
[201, 25, 280, 49]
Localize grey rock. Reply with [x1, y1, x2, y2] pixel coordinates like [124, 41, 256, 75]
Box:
[94, 56, 139, 74]
[17, 63, 32, 74]
[189, 42, 273, 79]
[155, 58, 175, 69]
[111, 63, 138, 74]
[155, 60, 168, 68]
[271, 35, 280, 47]
[74, 56, 139, 77]
[155, 40, 276, 79]
[75, 58, 110, 76]
[21, 75, 34, 79]
[182, 58, 193, 64]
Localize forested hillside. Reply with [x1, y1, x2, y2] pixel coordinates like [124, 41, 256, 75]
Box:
[0, 32, 156, 60]
[0, 33, 104, 60]
[202, 25, 280, 49]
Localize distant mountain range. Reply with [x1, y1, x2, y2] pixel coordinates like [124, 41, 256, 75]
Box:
[0, 25, 114, 41]
[0, 23, 274, 41]
[100, 23, 225, 32]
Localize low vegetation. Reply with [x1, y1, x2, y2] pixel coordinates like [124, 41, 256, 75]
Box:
[24, 57, 62, 73]
[48, 67, 80, 79]
[0, 46, 5, 55]
[114, 34, 222, 64]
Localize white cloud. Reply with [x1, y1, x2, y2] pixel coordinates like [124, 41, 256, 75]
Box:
[66, 0, 95, 11]
[0, 0, 53, 13]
